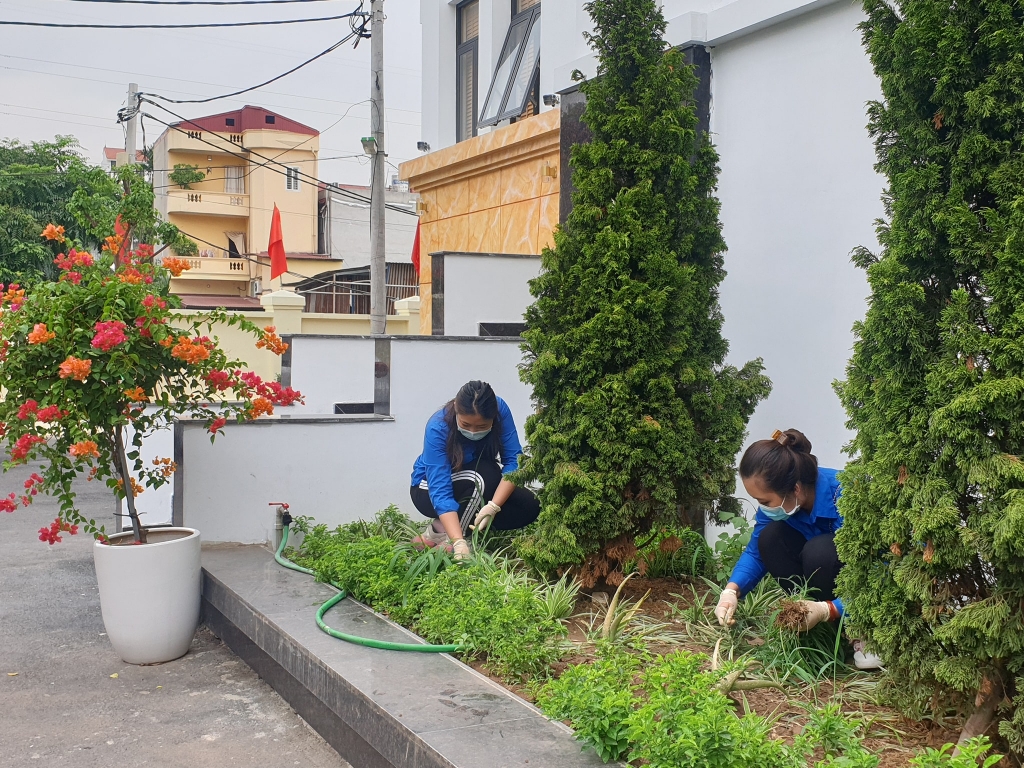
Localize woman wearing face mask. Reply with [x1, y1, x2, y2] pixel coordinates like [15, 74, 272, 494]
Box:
[410, 380, 539, 560]
[713, 429, 880, 670]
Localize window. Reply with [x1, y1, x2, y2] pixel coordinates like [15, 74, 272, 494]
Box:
[225, 117, 235, 126]
[286, 167, 300, 191]
[478, 2, 541, 127]
[456, 0, 479, 142]
[265, 115, 276, 125]
[224, 165, 245, 194]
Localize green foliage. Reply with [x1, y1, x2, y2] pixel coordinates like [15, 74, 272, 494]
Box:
[835, 0, 1024, 741]
[405, 564, 567, 679]
[536, 573, 582, 621]
[907, 738, 1001, 768]
[539, 648, 878, 768]
[513, 0, 770, 574]
[310, 536, 412, 613]
[168, 164, 205, 190]
[0, 136, 119, 282]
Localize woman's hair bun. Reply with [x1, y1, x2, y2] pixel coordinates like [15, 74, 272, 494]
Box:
[780, 429, 812, 454]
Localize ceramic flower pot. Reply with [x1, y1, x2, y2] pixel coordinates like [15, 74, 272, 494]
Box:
[93, 527, 201, 664]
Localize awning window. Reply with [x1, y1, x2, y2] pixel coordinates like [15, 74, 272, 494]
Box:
[478, 5, 541, 128]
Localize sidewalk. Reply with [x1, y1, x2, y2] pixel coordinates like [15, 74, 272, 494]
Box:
[0, 459, 351, 768]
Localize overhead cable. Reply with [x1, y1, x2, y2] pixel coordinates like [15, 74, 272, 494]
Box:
[0, 13, 360, 29]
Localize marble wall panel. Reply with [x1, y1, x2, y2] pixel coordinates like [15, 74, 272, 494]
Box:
[538, 192, 560, 251]
[500, 159, 544, 207]
[467, 171, 502, 213]
[500, 199, 541, 254]
[433, 180, 471, 219]
[465, 208, 502, 253]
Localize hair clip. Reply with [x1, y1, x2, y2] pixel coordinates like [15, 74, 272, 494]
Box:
[771, 429, 787, 445]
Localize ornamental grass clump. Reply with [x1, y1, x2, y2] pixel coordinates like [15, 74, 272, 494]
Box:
[835, 0, 1024, 750]
[0, 167, 301, 544]
[513, 0, 770, 580]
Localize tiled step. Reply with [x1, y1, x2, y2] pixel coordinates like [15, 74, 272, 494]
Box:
[201, 544, 610, 768]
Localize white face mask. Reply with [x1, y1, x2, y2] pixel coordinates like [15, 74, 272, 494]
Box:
[458, 426, 491, 441]
[759, 493, 800, 521]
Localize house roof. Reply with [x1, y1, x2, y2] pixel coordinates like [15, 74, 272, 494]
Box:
[176, 294, 264, 311]
[173, 106, 318, 137]
[103, 147, 147, 162]
[257, 251, 340, 261]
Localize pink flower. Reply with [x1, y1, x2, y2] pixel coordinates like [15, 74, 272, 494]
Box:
[208, 417, 227, 434]
[35, 405, 63, 422]
[205, 370, 233, 391]
[11, 434, 45, 462]
[0, 493, 17, 513]
[17, 400, 38, 420]
[91, 320, 128, 352]
[38, 518, 78, 545]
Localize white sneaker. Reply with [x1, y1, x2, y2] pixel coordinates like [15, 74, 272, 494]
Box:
[853, 640, 883, 670]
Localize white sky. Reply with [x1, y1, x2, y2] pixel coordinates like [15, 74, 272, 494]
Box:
[0, 0, 423, 186]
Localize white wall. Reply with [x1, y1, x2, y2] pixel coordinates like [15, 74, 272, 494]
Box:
[178, 335, 533, 542]
[288, 336, 377, 413]
[325, 189, 419, 268]
[443, 253, 541, 335]
[712, 0, 882, 472]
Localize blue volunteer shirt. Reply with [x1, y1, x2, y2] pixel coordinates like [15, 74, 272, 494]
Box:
[729, 466, 845, 614]
[410, 397, 523, 515]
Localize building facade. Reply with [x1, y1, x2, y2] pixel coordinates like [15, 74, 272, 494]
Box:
[403, 0, 885, 476]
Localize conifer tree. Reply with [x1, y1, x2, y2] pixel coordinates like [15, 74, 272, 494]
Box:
[836, 0, 1024, 749]
[513, 0, 770, 580]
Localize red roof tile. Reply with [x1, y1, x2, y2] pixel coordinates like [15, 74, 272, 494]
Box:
[173, 106, 318, 137]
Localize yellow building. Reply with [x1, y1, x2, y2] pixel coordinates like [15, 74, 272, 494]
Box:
[152, 106, 339, 310]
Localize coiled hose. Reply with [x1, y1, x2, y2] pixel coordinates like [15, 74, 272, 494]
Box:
[275, 523, 462, 653]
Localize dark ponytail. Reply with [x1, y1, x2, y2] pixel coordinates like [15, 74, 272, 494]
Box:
[738, 429, 818, 495]
[442, 380, 501, 470]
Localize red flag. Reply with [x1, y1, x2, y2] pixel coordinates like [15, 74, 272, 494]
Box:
[268, 204, 288, 280]
[411, 218, 421, 277]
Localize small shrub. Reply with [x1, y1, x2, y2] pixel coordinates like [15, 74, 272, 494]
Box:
[907, 738, 1001, 768]
[310, 536, 410, 612]
[169, 163, 205, 189]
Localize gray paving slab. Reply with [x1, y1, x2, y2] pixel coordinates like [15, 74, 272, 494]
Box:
[202, 544, 610, 768]
[0, 459, 350, 768]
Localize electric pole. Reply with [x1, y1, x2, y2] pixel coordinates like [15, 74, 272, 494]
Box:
[124, 82, 139, 166]
[368, 0, 387, 335]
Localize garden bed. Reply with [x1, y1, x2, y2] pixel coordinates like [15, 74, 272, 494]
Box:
[286, 509, 999, 768]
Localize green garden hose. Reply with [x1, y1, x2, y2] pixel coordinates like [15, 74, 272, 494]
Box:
[275, 523, 463, 654]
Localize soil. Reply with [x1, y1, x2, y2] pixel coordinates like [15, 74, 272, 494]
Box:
[776, 599, 810, 632]
[465, 576, 958, 767]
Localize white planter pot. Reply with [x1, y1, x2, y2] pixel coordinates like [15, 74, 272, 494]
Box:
[93, 527, 201, 664]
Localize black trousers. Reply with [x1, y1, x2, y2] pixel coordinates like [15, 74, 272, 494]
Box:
[758, 520, 841, 601]
[410, 458, 540, 535]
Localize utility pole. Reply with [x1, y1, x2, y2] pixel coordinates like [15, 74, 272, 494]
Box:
[368, 0, 387, 335]
[124, 82, 139, 166]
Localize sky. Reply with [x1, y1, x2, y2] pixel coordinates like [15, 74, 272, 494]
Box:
[0, 0, 423, 186]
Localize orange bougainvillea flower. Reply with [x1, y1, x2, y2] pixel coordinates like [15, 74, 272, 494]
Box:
[255, 325, 289, 356]
[70, 440, 100, 459]
[116, 477, 145, 496]
[170, 336, 211, 364]
[41, 224, 66, 242]
[161, 257, 192, 277]
[58, 356, 92, 382]
[102, 233, 124, 254]
[152, 457, 178, 478]
[123, 386, 148, 402]
[27, 323, 56, 344]
[246, 396, 274, 420]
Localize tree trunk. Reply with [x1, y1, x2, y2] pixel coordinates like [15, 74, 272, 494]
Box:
[955, 672, 1003, 753]
[114, 427, 147, 544]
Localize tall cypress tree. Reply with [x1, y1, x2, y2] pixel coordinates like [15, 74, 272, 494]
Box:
[836, 0, 1024, 749]
[514, 0, 770, 580]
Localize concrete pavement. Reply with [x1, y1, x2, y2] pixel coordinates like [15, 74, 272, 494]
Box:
[0, 459, 351, 768]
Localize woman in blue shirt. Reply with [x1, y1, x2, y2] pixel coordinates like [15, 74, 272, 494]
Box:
[410, 380, 539, 560]
[716, 429, 845, 630]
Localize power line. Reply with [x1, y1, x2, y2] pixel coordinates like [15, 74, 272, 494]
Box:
[67, 0, 342, 4]
[0, 13, 360, 29]
[140, 25, 364, 105]
[141, 104, 418, 216]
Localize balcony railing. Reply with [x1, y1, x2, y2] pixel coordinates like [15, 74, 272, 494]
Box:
[166, 189, 250, 218]
[169, 255, 256, 280]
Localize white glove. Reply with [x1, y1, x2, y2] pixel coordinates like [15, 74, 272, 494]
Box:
[452, 538, 471, 562]
[715, 588, 739, 626]
[471, 501, 501, 531]
[795, 600, 833, 632]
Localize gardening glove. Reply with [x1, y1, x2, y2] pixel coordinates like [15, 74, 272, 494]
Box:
[452, 538, 471, 563]
[795, 600, 833, 632]
[471, 501, 501, 531]
[715, 588, 739, 626]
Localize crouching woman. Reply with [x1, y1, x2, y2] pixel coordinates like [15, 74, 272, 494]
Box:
[410, 380, 539, 560]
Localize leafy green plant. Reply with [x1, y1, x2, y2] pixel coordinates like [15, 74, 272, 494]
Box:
[536, 573, 582, 622]
[907, 738, 1001, 768]
[710, 506, 753, 583]
[512, 0, 770, 578]
[169, 163, 205, 190]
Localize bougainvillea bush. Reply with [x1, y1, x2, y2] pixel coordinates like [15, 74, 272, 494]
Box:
[0, 174, 300, 545]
